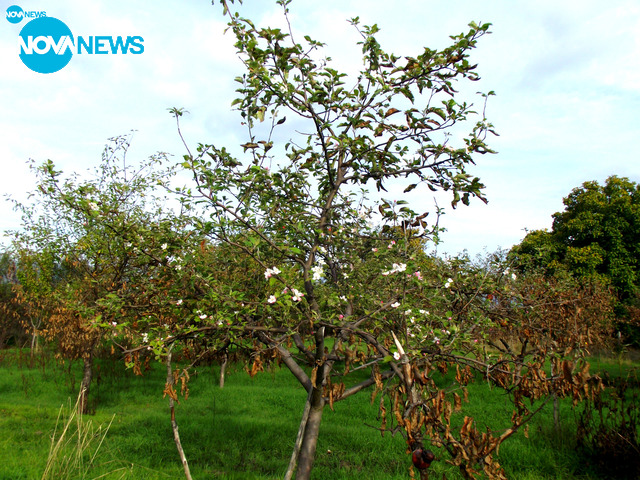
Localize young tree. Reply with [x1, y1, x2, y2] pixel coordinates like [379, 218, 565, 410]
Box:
[9, 135, 177, 413]
[165, 0, 497, 477]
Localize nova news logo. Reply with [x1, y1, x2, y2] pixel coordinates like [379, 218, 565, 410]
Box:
[6, 5, 144, 74]
[5, 5, 46, 24]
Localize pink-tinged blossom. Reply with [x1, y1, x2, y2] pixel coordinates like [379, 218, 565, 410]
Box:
[264, 266, 281, 279]
[268, 295, 277, 304]
[176, 299, 183, 306]
[199, 313, 208, 320]
[291, 288, 304, 302]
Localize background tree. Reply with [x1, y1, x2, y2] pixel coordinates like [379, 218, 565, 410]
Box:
[511, 176, 639, 295]
[9, 135, 177, 413]
[0, 251, 28, 349]
[510, 175, 640, 340]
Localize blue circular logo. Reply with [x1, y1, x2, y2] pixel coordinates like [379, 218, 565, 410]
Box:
[19, 17, 74, 74]
[6, 5, 24, 24]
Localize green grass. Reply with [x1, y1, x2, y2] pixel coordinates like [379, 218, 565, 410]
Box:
[0, 348, 636, 479]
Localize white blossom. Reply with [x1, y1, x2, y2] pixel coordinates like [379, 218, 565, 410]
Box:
[393, 351, 401, 360]
[391, 302, 400, 308]
[291, 288, 304, 302]
[161, 243, 168, 250]
[311, 265, 324, 281]
[264, 266, 281, 279]
[268, 295, 277, 304]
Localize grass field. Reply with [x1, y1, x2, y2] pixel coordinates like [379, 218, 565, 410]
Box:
[0, 348, 636, 480]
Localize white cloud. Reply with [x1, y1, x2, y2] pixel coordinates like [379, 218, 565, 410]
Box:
[1, 0, 639, 257]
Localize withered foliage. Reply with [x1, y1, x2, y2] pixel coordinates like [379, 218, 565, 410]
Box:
[367, 273, 616, 479]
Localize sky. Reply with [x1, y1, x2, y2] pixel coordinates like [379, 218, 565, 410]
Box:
[1, 0, 639, 257]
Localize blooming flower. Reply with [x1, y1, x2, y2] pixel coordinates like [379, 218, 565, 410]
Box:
[161, 243, 168, 250]
[444, 278, 453, 288]
[142, 333, 149, 343]
[311, 265, 324, 281]
[176, 299, 183, 306]
[291, 288, 304, 302]
[199, 313, 208, 319]
[433, 337, 440, 344]
[391, 302, 400, 308]
[88, 202, 98, 211]
[382, 263, 407, 276]
[175, 265, 182, 271]
[511, 273, 517, 281]
[264, 266, 281, 279]
[111, 321, 117, 327]
[268, 295, 277, 304]
[393, 351, 401, 360]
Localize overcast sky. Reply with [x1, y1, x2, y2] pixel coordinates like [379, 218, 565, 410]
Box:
[1, 0, 639, 257]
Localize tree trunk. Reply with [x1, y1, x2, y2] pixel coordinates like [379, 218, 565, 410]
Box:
[166, 347, 193, 480]
[553, 394, 560, 434]
[219, 353, 228, 389]
[79, 355, 93, 415]
[29, 317, 42, 359]
[295, 386, 325, 480]
[285, 390, 313, 480]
